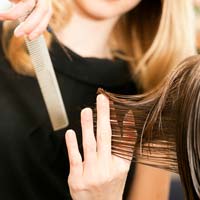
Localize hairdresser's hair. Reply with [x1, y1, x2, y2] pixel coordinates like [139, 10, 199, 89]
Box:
[99, 55, 200, 199]
[1, 0, 196, 90]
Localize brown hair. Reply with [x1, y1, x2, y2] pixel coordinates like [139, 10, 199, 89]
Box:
[1, 0, 196, 90]
[98, 55, 200, 199]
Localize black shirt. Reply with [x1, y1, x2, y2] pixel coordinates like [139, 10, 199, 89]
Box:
[0, 35, 137, 199]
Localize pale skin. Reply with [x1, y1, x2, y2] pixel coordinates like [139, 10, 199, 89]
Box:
[0, 0, 171, 199]
[66, 95, 130, 200]
[0, 0, 52, 40]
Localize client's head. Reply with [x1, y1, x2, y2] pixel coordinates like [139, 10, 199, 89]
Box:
[98, 55, 200, 199]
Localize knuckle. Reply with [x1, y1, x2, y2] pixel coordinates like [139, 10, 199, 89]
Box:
[85, 179, 99, 189]
[23, 25, 33, 34]
[26, 1, 35, 11]
[67, 176, 73, 186]
[113, 169, 128, 181]
[121, 163, 130, 173]
[100, 173, 112, 184]
[97, 134, 104, 145]
[68, 179, 85, 192]
[70, 158, 81, 168]
[117, 168, 128, 177]
[84, 142, 96, 152]
[85, 174, 110, 189]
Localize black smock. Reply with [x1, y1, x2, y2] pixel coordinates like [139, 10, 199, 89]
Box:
[0, 33, 137, 199]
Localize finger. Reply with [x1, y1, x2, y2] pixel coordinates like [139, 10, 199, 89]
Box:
[15, 7, 51, 40]
[112, 155, 131, 172]
[10, 0, 21, 3]
[0, 0, 35, 20]
[96, 94, 112, 159]
[81, 108, 97, 168]
[65, 130, 83, 177]
[15, 0, 52, 38]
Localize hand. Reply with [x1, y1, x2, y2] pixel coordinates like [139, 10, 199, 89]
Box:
[0, 0, 52, 40]
[65, 95, 131, 200]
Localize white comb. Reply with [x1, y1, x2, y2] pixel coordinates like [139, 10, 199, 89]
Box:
[0, 0, 69, 131]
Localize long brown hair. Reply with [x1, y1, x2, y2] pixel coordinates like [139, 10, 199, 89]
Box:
[98, 55, 200, 199]
[1, 0, 196, 90]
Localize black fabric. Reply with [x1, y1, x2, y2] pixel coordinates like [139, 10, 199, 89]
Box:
[0, 31, 137, 199]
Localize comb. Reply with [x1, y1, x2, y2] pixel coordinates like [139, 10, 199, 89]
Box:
[25, 36, 69, 131]
[0, 0, 69, 131]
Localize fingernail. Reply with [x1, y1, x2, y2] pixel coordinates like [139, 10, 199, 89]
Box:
[14, 30, 25, 37]
[99, 94, 106, 100]
[82, 108, 92, 114]
[81, 108, 92, 120]
[66, 130, 75, 140]
[66, 129, 74, 135]
[97, 94, 107, 103]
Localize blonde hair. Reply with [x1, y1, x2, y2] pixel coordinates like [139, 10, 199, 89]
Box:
[1, 0, 196, 90]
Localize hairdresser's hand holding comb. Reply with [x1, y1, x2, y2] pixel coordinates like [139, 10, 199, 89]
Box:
[0, 0, 52, 40]
[66, 95, 130, 200]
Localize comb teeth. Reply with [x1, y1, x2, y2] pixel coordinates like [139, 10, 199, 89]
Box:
[0, 1, 68, 131]
[25, 36, 69, 131]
